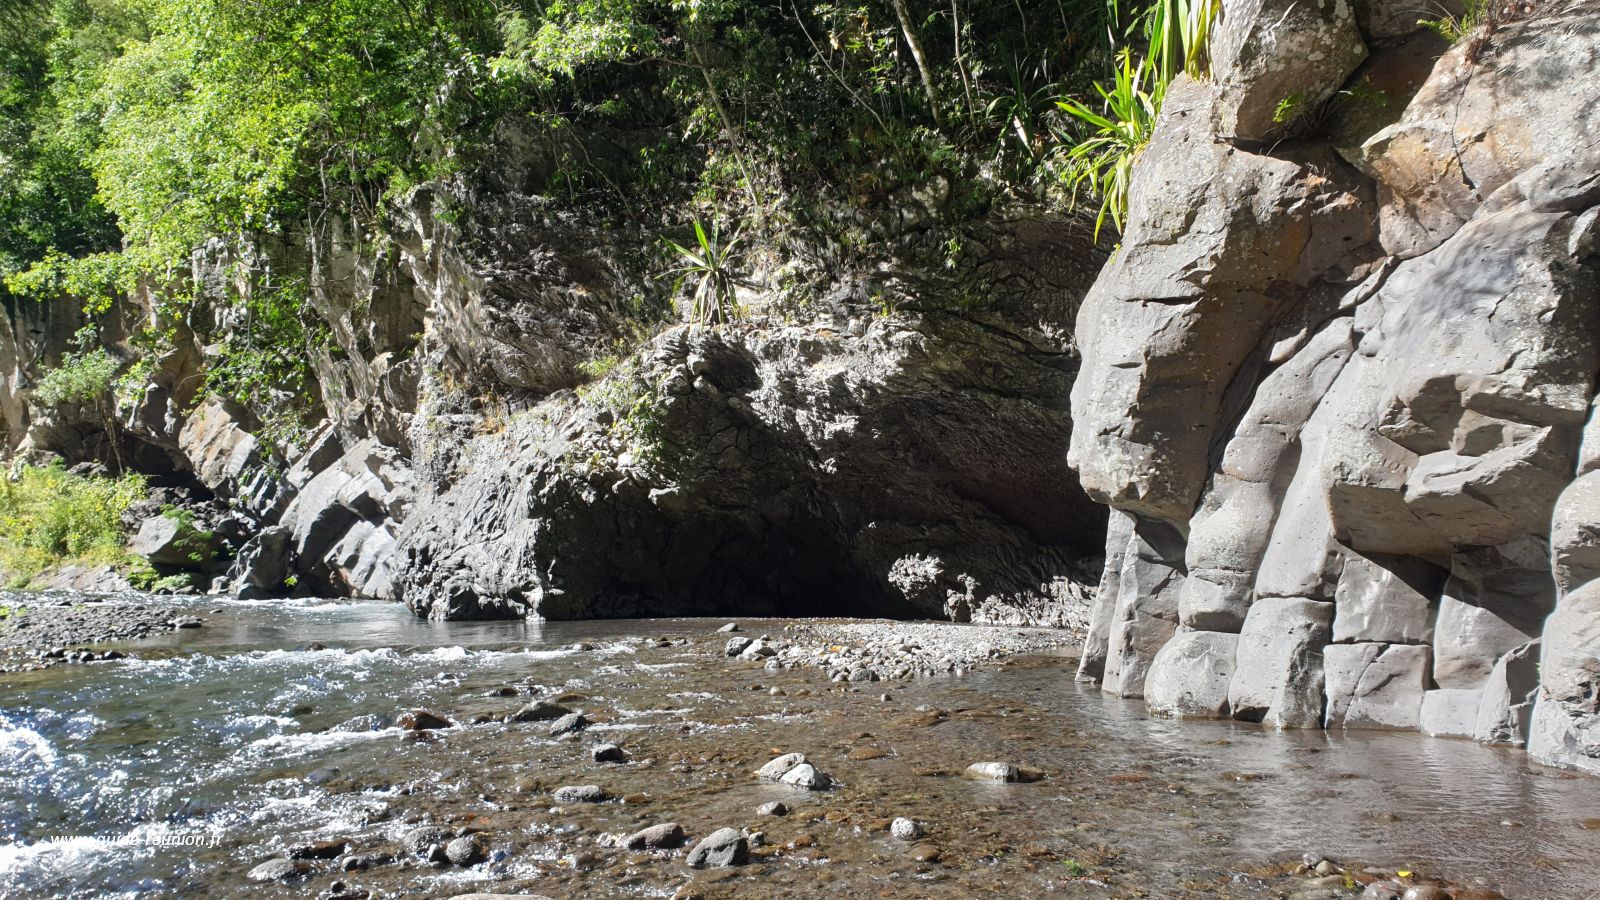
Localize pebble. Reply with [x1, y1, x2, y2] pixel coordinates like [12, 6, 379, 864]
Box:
[552, 784, 611, 803]
[685, 828, 749, 868]
[591, 743, 628, 763]
[624, 822, 686, 850]
[756, 801, 789, 816]
[890, 817, 924, 840]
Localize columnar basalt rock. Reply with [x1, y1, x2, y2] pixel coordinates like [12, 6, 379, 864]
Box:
[1070, 2, 1600, 774]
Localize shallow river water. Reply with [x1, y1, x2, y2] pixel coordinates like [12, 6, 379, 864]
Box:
[3, 596, 1600, 898]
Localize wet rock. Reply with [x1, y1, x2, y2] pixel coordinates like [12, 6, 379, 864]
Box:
[685, 827, 748, 868]
[1401, 886, 1450, 900]
[725, 637, 753, 657]
[756, 801, 789, 817]
[444, 835, 483, 866]
[964, 762, 1022, 783]
[511, 701, 572, 722]
[889, 817, 923, 840]
[591, 743, 628, 763]
[548, 712, 589, 736]
[755, 752, 806, 781]
[624, 822, 686, 850]
[289, 839, 348, 860]
[779, 763, 832, 791]
[1362, 883, 1402, 900]
[248, 858, 307, 882]
[400, 826, 452, 855]
[908, 843, 942, 863]
[397, 710, 452, 731]
[1145, 630, 1237, 719]
[552, 784, 610, 803]
[171, 617, 204, 629]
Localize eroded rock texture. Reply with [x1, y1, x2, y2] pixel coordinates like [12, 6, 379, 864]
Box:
[1069, 2, 1600, 773]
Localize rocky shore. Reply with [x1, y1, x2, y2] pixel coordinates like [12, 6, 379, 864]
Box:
[723, 619, 1079, 681]
[0, 591, 203, 671]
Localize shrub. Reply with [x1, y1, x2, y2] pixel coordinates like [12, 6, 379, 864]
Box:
[663, 219, 742, 325]
[32, 348, 117, 407]
[0, 463, 147, 587]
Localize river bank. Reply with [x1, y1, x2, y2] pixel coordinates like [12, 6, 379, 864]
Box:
[2, 598, 1599, 898]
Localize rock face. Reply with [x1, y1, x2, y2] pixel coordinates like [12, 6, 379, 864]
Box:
[389, 212, 1108, 624]
[1069, 2, 1600, 772]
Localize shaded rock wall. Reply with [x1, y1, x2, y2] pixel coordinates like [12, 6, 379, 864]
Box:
[1069, 0, 1600, 773]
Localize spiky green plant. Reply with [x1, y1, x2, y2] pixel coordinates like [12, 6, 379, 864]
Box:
[663, 219, 742, 325]
[1056, 49, 1163, 239]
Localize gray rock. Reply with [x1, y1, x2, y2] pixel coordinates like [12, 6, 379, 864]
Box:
[511, 701, 572, 722]
[1145, 630, 1237, 719]
[247, 858, 306, 882]
[717, 622, 740, 633]
[779, 762, 832, 790]
[963, 762, 1021, 783]
[889, 817, 923, 840]
[685, 827, 749, 868]
[624, 822, 685, 850]
[1420, 689, 1483, 738]
[400, 825, 452, 855]
[129, 514, 221, 570]
[1229, 598, 1334, 728]
[551, 784, 610, 803]
[1474, 640, 1541, 745]
[548, 712, 589, 736]
[1331, 554, 1440, 645]
[1528, 581, 1600, 775]
[591, 743, 627, 763]
[756, 801, 789, 816]
[444, 836, 483, 866]
[1209, 0, 1367, 141]
[1323, 643, 1428, 730]
[755, 752, 806, 781]
[725, 637, 754, 657]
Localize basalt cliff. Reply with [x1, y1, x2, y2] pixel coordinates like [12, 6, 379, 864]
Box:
[1069, 1, 1600, 774]
[3, 0, 1600, 779]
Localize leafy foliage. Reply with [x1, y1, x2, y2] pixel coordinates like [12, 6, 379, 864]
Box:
[1418, 0, 1488, 43]
[0, 462, 147, 587]
[32, 346, 117, 407]
[1054, 0, 1218, 237]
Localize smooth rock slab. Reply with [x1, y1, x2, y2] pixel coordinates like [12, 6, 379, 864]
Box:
[685, 827, 749, 868]
[1420, 689, 1483, 738]
[1474, 640, 1541, 746]
[1323, 643, 1428, 730]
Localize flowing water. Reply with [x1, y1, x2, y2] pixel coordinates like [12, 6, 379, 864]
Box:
[3, 595, 1600, 898]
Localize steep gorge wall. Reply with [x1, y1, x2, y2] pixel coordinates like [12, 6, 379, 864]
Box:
[1069, 0, 1600, 774]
